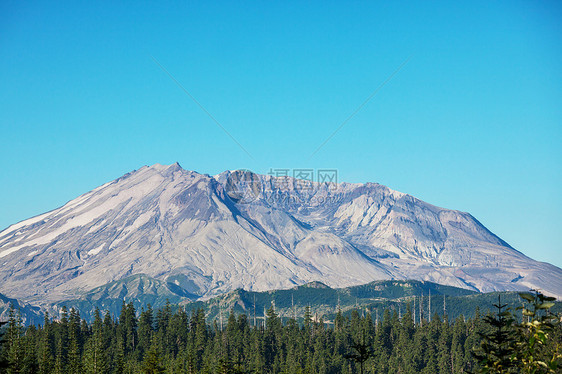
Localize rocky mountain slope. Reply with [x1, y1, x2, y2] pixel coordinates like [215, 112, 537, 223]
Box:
[0, 163, 560, 308]
[0, 292, 43, 325]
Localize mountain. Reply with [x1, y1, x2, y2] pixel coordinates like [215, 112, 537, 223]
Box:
[0, 162, 561, 309]
[54, 278, 476, 323]
[182, 279, 477, 322]
[182, 280, 562, 324]
[0, 292, 43, 325]
[54, 273, 197, 321]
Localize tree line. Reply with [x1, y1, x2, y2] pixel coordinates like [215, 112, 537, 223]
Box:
[0, 291, 560, 373]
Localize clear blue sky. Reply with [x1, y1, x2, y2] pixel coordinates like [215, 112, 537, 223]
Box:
[1, 1, 561, 267]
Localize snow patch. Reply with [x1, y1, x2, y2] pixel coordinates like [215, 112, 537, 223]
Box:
[88, 244, 105, 256]
[132, 212, 152, 229]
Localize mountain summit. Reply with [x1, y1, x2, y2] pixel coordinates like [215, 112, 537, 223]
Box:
[1, 163, 561, 306]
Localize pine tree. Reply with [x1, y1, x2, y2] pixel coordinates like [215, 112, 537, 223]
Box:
[225, 311, 247, 371]
[54, 306, 69, 374]
[138, 305, 154, 359]
[472, 295, 518, 373]
[6, 305, 24, 374]
[451, 316, 468, 373]
[118, 302, 137, 356]
[437, 315, 452, 374]
[37, 312, 54, 374]
[67, 308, 82, 374]
[155, 300, 172, 355]
[303, 306, 312, 331]
[168, 306, 188, 357]
[141, 336, 165, 374]
[21, 325, 39, 373]
[113, 335, 125, 374]
[191, 308, 207, 371]
[344, 335, 372, 374]
[264, 306, 281, 369]
[84, 308, 108, 374]
[0, 320, 9, 371]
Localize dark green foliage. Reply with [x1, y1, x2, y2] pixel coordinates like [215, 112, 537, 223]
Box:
[4, 306, 24, 373]
[472, 290, 562, 373]
[26, 281, 561, 326]
[2, 290, 560, 374]
[344, 337, 372, 374]
[83, 308, 108, 374]
[513, 291, 562, 373]
[0, 320, 9, 370]
[472, 296, 518, 373]
[141, 336, 165, 374]
[183, 283, 562, 329]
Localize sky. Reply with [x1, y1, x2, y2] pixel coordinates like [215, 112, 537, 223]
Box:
[1, 1, 561, 267]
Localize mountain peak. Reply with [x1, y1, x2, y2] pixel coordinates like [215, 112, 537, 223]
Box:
[148, 162, 183, 171]
[170, 161, 182, 170]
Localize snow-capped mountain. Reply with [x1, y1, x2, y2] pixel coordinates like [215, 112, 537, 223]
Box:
[0, 162, 560, 306]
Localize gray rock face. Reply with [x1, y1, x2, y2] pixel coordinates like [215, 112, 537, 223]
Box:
[0, 292, 43, 325]
[0, 162, 561, 306]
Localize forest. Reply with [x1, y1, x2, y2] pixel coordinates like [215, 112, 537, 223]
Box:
[0, 291, 560, 374]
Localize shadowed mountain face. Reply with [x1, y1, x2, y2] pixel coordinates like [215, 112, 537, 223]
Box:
[0, 162, 561, 306]
[0, 292, 43, 325]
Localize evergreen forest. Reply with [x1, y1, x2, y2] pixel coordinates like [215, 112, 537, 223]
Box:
[0, 291, 560, 373]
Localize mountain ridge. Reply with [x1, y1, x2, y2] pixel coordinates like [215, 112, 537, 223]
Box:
[0, 162, 561, 306]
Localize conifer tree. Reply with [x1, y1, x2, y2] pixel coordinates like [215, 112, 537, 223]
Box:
[344, 333, 372, 374]
[138, 305, 154, 358]
[37, 312, 54, 374]
[437, 315, 452, 374]
[21, 325, 39, 373]
[303, 306, 312, 331]
[6, 305, 24, 374]
[141, 336, 164, 374]
[118, 302, 137, 356]
[191, 308, 207, 371]
[113, 334, 125, 374]
[168, 306, 188, 356]
[264, 306, 281, 369]
[67, 308, 82, 374]
[472, 295, 518, 373]
[450, 316, 464, 368]
[84, 308, 108, 374]
[155, 300, 172, 354]
[54, 306, 69, 374]
[0, 320, 9, 371]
